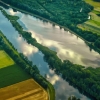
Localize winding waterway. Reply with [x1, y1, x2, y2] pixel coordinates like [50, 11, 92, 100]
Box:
[1, 6, 100, 100]
[6, 8, 100, 68]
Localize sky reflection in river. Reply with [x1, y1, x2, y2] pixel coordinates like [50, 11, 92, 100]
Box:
[17, 36, 38, 56]
[20, 15, 100, 68]
[0, 8, 92, 100]
[6, 8, 100, 68]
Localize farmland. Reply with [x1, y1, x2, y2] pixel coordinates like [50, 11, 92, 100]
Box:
[0, 37, 31, 88]
[0, 46, 49, 100]
[0, 48, 49, 100]
[0, 31, 49, 99]
[85, 0, 100, 8]
[0, 79, 48, 100]
[0, 64, 31, 88]
[0, 0, 100, 99]
[78, 0, 100, 35]
[0, 50, 14, 69]
[1, 5, 100, 99]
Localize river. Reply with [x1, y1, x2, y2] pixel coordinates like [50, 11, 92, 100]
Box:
[6, 8, 100, 68]
[1, 6, 100, 100]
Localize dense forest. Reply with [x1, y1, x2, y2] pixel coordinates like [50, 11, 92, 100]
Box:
[1, 0, 100, 52]
[94, 0, 100, 2]
[1, 8, 100, 100]
[2, 0, 93, 24]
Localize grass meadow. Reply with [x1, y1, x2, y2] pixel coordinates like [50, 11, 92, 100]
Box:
[0, 64, 31, 88]
[78, 0, 100, 35]
[0, 50, 14, 69]
[85, 0, 100, 8]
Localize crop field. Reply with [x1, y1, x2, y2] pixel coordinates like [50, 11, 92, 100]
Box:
[78, 21, 100, 35]
[0, 50, 14, 69]
[85, 0, 100, 8]
[0, 79, 48, 100]
[0, 64, 31, 88]
[78, 0, 100, 35]
[0, 50, 48, 100]
[0, 31, 48, 100]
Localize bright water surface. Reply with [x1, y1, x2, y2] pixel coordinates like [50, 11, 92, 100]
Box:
[1, 6, 100, 100]
[6, 8, 100, 68]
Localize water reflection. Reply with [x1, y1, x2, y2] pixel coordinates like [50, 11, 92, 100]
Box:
[5, 8, 100, 68]
[0, 8, 91, 100]
[47, 70, 60, 85]
[21, 16, 100, 67]
[17, 36, 38, 56]
[47, 69, 89, 100]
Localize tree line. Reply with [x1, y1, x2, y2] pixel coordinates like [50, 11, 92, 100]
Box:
[0, 31, 48, 89]
[94, 0, 100, 2]
[1, 0, 100, 52]
[1, 8, 100, 100]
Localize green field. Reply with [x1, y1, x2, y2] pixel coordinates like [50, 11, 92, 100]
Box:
[78, 0, 100, 35]
[85, 0, 100, 8]
[0, 50, 14, 69]
[0, 33, 31, 88]
[78, 23, 100, 34]
[0, 64, 31, 88]
[0, 31, 49, 99]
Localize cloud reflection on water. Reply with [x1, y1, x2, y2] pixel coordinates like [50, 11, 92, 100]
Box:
[47, 69, 60, 85]
[20, 15, 100, 68]
[8, 8, 17, 15]
[5, 9, 98, 61]
[14, 12, 100, 68]
[2, 8, 91, 100]
[28, 30, 84, 66]
[17, 36, 38, 56]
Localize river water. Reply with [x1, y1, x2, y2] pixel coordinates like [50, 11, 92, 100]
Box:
[1, 6, 100, 100]
[6, 8, 100, 68]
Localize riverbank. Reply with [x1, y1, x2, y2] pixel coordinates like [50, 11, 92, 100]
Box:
[47, 81, 55, 100]
[1, 0, 100, 54]
[1, 6, 100, 100]
[1, 9, 55, 100]
[0, 31, 50, 100]
[0, 0, 92, 43]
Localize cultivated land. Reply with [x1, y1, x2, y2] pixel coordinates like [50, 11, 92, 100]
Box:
[1, 6, 100, 100]
[0, 44, 49, 100]
[0, 31, 49, 99]
[0, 50, 14, 69]
[0, 49, 49, 100]
[0, 79, 48, 100]
[85, 0, 100, 8]
[0, 1, 100, 99]
[0, 64, 31, 88]
[78, 0, 100, 35]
